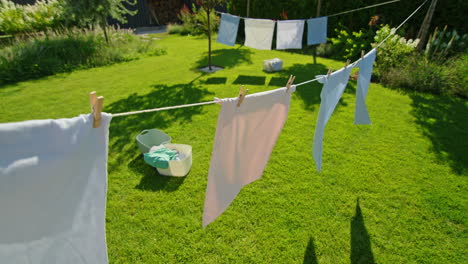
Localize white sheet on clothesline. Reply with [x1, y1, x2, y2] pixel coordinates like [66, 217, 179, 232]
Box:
[0, 113, 112, 264]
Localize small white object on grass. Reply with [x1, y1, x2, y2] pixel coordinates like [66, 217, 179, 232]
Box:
[263, 58, 283, 72]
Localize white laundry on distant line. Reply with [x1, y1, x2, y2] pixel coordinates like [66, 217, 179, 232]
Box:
[276, 20, 305, 50]
[244, 18, 276, 50]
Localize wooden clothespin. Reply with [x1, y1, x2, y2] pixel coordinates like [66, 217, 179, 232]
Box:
[236, 85, 248, 107]
[286, 75, 296, 92]
[89, 91, 104, 128]
[89, 91, 97, 111]
[327, 69, 333, 78]
[361, 50, 365, 59]
[345, 59, 350, 68]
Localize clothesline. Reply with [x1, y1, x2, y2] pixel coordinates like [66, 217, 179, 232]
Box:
[112, 101, 217, 117]
[327, 0, 401, 18]
[111, 0, 428, 118]
[215, 0, 401, 20]
[375, 0, 428, 49]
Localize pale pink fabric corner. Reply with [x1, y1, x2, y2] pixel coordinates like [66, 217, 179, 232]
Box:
[203, 86, 295, 227]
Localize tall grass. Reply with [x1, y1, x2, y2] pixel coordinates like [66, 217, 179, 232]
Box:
[0, 27, 166, 85]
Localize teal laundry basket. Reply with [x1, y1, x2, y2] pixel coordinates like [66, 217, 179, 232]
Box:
[136, 129, 171, 153]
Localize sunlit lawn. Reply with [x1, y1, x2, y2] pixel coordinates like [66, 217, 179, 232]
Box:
[0, 33, 466, 263]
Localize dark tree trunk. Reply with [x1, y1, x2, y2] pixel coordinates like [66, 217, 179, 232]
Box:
[417, 0, 438, 51]
[313, 0, 322, 64]
[102, 17, 109, 44]
[207, 8, 212, 70]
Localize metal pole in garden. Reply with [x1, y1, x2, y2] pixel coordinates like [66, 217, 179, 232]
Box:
[247, 0, 250, 17]
[313, 0, 322, 64]
[207, 6, 212, 71]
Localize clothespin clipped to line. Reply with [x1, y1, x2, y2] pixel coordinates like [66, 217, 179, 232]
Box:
[286, 75, 295, 92]
[89, 91, 104, 128]
[354, 50, 366, 78]
[345, 59, 350, 68]
[237, 85, 248, 107]
[327, 69, 333, 78]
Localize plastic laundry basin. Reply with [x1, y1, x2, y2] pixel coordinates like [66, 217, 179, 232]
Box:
[136, 129, 171, 153]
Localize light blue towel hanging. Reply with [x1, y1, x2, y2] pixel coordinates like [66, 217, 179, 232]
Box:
[217, 13, 240, 46]
[313, 66, 352, 172]
[355, 48, 377, 125]
[307, 16, 328, 45]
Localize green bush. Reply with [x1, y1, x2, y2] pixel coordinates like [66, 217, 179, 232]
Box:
[425, 26, 468, 61]
[175, 4, 219, 36]
[316, 43, 334, 57]
[379, 53, 467, 98]
[373, 25, 468, 98]
[441, 54, 468, 98]
[167, 23, 190, 35]
[372, 25, 419, 78]
[0, 0, 65, 35]
[329, 27, 374, 60]
[0, 0, 30, 34]
[0, 28, 166, 84]
[193, 5, 220, 36]
[176, 4, 197, 35]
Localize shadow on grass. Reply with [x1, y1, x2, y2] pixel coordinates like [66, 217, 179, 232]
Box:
[274, 63, 355, 112]
[194, 48, 253, 70]
[204, 77, 228, 85]
[303, 237, 319, 264]
[303, 199, 375, 263]
[127, 154, 187, 192]
[268, 77, 289, 87]
[105, 82, 214, 179]
[351, 198, 375, 264]
[409, 93, 468, 175]
[233, 75, 266, 85]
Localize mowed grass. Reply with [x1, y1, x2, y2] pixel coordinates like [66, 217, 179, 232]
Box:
[1, 33, 467, 263]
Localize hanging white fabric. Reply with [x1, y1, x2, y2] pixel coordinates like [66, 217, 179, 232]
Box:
[276, 20, 305, 50]
[244, 18, 276, 50]
[313, 66, 352, 172]
[354, 49, 377, 124]
[217, 13, 241, 46]
[203, 86, 295, 226]
[0, 113, 112, 263]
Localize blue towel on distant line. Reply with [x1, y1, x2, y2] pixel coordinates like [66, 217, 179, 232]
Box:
[217, 13, 240, 46]
[307, 16, 328, 45]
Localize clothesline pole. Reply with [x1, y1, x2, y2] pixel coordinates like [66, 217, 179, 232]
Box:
[246, 0, 250, 17]
[313, 0, 322, 64]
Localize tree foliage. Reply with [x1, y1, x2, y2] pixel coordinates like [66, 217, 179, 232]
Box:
[0, 0, 64, 35]
[63, 0, 137, 27]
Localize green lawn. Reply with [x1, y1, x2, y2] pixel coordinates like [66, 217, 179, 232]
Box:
[1, 33, 467, 263]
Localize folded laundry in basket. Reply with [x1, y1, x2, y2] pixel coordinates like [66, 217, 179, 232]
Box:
[144, 146, 179, 169]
